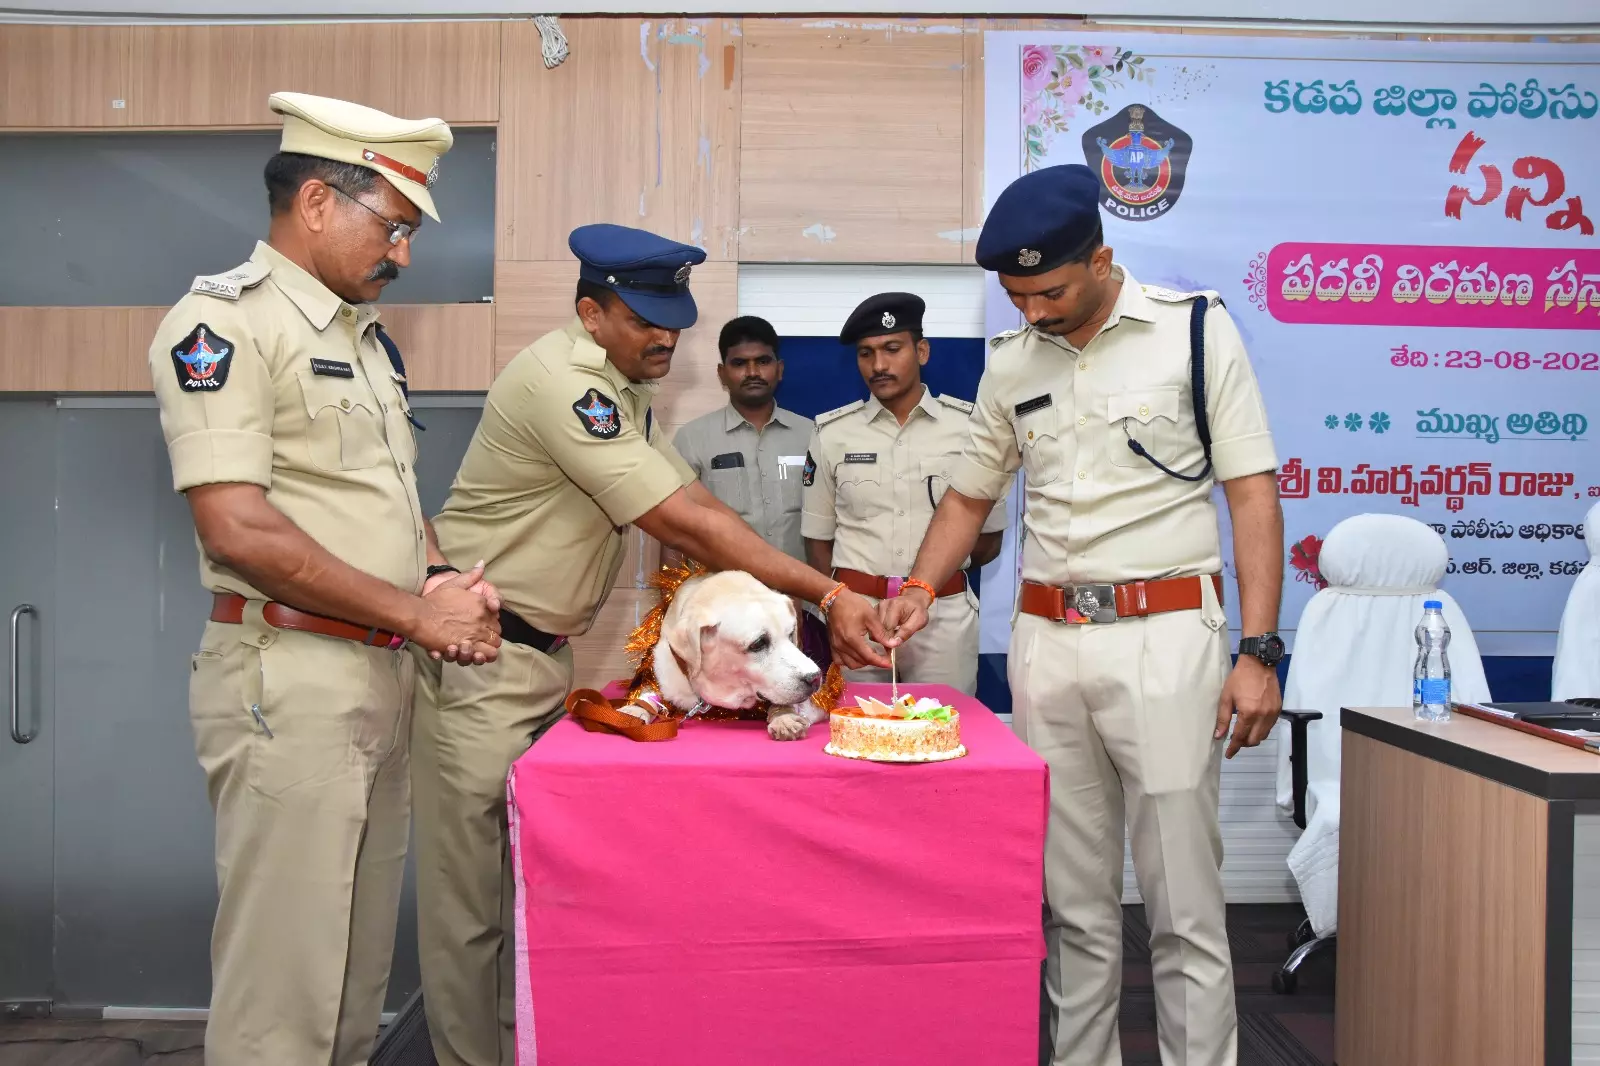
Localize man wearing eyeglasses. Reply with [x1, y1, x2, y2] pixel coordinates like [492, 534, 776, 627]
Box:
[801, 292, 1010, 695]
[147, 91, 502, 1066]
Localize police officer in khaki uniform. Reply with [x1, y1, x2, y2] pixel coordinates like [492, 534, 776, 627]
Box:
[413, 223, 891, 1066]
[149, 92, 503, 1066]
[802, 293, 1008, 695]
[881, 166, 1285, 1066]
[666, 316, 814, 564]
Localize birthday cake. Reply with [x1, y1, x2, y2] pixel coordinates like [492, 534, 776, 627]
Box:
[824, 693, 965, 763]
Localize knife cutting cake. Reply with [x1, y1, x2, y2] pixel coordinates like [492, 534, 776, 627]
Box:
[824, 693, 965, 763]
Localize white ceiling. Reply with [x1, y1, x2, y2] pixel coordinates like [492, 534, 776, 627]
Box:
[1, 0, 1596, 27]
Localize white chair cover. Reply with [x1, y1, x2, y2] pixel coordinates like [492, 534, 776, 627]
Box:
[1273, 513, 1490, 936]
[1552, 502, 1600, 702]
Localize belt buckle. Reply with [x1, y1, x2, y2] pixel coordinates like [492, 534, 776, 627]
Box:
[1062, 584, 1118, 624]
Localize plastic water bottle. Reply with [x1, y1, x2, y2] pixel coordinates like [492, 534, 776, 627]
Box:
[1413, 600, 1452, 722]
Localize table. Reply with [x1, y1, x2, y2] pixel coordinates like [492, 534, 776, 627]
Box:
[507, 682, 1048, 1066]
[1338, 706, 1600, 1066]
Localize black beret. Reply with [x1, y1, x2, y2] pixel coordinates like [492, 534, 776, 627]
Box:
[975, 164, 1102, 276]
[839, 292, 926, 345]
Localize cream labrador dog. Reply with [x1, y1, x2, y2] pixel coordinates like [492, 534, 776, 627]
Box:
[651, 570, 825, 740]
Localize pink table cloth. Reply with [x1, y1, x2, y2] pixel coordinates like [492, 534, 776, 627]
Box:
[507, 682, 1048, 1066]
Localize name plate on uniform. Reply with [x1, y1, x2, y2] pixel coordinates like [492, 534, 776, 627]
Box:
[710, 452, 746, 470]
[311, 358, 355, 379]
[843, 453, 878, 463]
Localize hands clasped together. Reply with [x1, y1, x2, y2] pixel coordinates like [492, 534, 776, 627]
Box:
[416, 562, 504, 666]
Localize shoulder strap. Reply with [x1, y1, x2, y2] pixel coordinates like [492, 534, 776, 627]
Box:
[374, 324, 425, 432]
[1189, 296, 1213, 467]
[1121, 296, 1212, 483]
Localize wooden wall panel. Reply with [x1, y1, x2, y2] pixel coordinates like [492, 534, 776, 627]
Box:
[0, 304, 488, 393]
[382, 303, 494, 391]
[570, 587, 653, 692]
[0, 308, 147, 391]
[493, 261, 581, 373]
[0, 26, 131, 128]
[497, 17, 741, 261]
[739, 20, 965, 264]
[124, 21, 499, 127]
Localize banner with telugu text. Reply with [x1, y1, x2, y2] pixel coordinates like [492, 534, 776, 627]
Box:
[978, 33, 1600, 656]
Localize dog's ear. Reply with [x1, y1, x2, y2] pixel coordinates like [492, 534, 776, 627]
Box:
[665, 596, 716, 678]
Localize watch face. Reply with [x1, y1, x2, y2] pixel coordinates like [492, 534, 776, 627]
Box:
[1260, 634, 1286, 663]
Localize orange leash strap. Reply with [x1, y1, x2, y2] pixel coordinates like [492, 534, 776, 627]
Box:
[564, 689, 682, 742]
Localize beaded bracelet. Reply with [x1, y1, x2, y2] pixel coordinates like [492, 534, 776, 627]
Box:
[818, 581, 849, 615]
[898, 577, 938, 602]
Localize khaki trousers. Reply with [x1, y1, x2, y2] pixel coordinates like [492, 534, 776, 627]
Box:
[411, 641, 574, 1066]
[1010, 600, 1237, 1066]
[844, 585, 982, 695]
[188, 612, 413, 1066]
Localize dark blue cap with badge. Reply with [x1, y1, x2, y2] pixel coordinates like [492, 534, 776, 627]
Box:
[839, 292, 925, 345]
[569, 223, 708, 331]
[975, 163, 1103, 277]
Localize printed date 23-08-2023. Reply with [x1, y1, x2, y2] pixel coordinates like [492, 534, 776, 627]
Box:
[1390, 345, 1599, 371]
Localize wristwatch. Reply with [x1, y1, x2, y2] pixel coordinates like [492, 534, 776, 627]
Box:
[425, 564, 460, 579]
[1238, 633, 1286, 667]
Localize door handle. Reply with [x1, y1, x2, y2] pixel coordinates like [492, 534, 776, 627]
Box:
[10, 604, 36, 744]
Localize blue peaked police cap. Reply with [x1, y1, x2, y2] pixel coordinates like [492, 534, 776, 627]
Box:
[569, 223, 708, 330]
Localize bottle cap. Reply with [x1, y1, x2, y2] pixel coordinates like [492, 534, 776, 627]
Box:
[1423, 599, 1442, 609]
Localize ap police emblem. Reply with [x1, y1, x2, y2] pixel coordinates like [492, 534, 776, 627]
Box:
[169, 324, 234, 392]
[572, 388, 622, 439]
[1081, 104, 1194, 222]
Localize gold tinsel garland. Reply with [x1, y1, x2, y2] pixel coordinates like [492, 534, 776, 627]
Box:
[621, 560, 844, 722]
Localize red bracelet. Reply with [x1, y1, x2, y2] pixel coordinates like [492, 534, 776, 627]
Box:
[899, 577, 938, 602]
[818, 581, 848, 615]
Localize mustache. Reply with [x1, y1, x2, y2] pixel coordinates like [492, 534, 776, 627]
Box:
[367, 260, 400, 283]
[645, 345, 676, 358]
[739, 377, 769, 386]
[1032, 317, 1067, 332]
[869, 374, 896, 384]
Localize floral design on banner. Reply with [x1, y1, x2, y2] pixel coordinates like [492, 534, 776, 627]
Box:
[1242, 251, 1269, 311]
[1022, 44, 1154, 173]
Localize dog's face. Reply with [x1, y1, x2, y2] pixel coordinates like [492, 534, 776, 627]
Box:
[662, 571, 822, 710]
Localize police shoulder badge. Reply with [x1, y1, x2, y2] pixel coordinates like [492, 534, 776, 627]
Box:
[802, 450, 817, 487]
[573, 388, 622, 439]
[170, 324, 234, 392]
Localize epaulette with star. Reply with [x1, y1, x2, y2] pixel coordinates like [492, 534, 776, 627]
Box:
[189, 259, 272, 301]
[988, 328, 1023, 350]
[1142, 284, 1222, 307]
[814, 399, 865, 427]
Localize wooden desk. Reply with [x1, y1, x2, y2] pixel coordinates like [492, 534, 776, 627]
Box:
[1339, 706, 1600, 1066]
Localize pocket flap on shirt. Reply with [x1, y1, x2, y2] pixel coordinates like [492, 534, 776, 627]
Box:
[1107, 386, 1180, 425]
[836, 459, 882, 484]
[298, 371, 377, 417]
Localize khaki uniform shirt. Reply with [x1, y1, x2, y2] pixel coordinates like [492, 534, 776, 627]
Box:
[431, 319, 696, 636]
[949, 266, 1278, 586]
[149, 240, 427, 598]
[803, 386, 1010, 577]
[670, 404, 814, 561]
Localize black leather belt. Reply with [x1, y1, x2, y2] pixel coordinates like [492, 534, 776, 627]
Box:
[498, 608, 568, 654]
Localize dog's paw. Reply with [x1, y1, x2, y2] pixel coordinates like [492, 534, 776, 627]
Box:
[766, 711, 812, 741]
